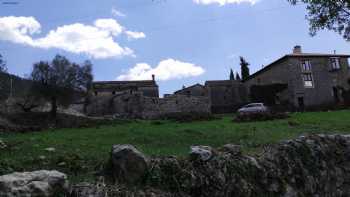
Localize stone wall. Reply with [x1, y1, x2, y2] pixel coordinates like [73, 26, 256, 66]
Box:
[70, 134, 350, 197]
[86, 92, 210, 119]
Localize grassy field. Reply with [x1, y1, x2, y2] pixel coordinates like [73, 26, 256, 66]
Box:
[1, 110, 350, 182]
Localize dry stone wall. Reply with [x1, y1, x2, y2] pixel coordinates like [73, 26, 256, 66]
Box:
[70, 134, 350, 197]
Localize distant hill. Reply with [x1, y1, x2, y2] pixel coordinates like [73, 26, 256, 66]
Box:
[0, 72, 33, 101]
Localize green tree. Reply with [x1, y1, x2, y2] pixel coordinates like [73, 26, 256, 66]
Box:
[235, 72, 241, 81]
[31, 55, 93, 117]
[240, 56, 250, 81]
[230, 69, 235, 80]
[0, 54, 7, 73]
[288, 0, 350, 40]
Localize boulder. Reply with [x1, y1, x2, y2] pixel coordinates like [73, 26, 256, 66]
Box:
[189, 145, 213, 161]
[110, 144, 148, 184]
[0, 170, 68, 196]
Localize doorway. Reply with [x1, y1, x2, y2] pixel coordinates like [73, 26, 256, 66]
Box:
[333, 87, 340, 103]
[298, 97, 305, 110]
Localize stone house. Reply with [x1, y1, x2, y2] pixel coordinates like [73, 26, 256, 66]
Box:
[244, 46, 350, 109]
[92, 75, 159, 98]
[87, 75, 210, 118]
[174, 83, 207, 97]
[205, 80, 248, 113]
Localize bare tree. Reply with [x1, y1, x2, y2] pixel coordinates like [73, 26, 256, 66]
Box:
[31, 55, 93, 117]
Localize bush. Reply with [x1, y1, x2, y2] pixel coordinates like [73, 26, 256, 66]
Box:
[234, 112, 289, 122]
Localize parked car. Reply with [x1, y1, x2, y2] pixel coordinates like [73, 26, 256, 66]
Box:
[237, 103, 269, 115]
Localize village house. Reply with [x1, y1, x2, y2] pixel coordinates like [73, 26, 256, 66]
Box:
[244, 46, 350, 109]
[92, 75, 159, 98]
[172, 80, 248, 113]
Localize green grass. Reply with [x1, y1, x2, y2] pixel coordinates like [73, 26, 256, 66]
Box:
[1, 110, 350, 182]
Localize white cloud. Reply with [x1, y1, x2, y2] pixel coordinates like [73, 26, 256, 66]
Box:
[193, 0, 259, 6]
[117, 59, 205, 81]
[111, 7, 126, 17]
[0, 16, 146, 59]
[125, 30, 146, 40]
[0, 16, 41, 46]
[94, 18, 124, 36]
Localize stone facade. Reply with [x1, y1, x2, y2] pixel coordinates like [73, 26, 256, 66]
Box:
[205, 80, 248, 113]
[92, 76, 159, 98]
[86, 92, 210, 119]
[245, 46, 350, 109]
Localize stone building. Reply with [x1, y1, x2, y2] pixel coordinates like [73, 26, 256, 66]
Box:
[92, 75, 159, 98]
[205, 80, 248, 113]
[174, 84, 207, 97]
[244, 46, 350, 109]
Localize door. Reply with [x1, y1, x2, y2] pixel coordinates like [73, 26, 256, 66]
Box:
[298, 97, 305, 110]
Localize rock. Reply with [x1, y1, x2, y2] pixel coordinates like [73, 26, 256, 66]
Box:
[219, 144, 241, 155]
[110, 144, 148, 184]
[70, 182, 106, 197]
[0, 139, 6, 149]
[189, 145, 213, 161]
[45, 147, 56, 152]
[0, 170, 68, 196]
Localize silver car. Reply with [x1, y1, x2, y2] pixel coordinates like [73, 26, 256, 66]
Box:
[238, 103, 269, 115]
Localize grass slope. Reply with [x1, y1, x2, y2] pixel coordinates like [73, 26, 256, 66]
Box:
[1, 110, 350, 182]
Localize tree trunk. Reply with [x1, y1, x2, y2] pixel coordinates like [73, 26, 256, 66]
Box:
[51, 96, 57, 118]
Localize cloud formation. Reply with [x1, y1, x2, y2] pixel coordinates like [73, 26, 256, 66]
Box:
[0, 16, 145, 59]
[117, 59, 205, 81]
[125, 31, 146, 40]
[111, 7, 126, 17]
[193, 0, 259, 6]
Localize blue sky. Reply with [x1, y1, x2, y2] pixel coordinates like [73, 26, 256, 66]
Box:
[1, 0, 350, 96]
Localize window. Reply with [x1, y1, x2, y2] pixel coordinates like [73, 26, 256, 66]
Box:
[302, 73, 314, 88]
[301, 60, 312, 72]
[330, 58, 341, 70]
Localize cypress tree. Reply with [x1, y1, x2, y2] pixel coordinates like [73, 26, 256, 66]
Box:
[229, 69, 235, 80]
[240, 56, 250, 81]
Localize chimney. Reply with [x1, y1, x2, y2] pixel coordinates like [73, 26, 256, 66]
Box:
[293, 45, 302, 54]
[152, 74, 155, 81]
